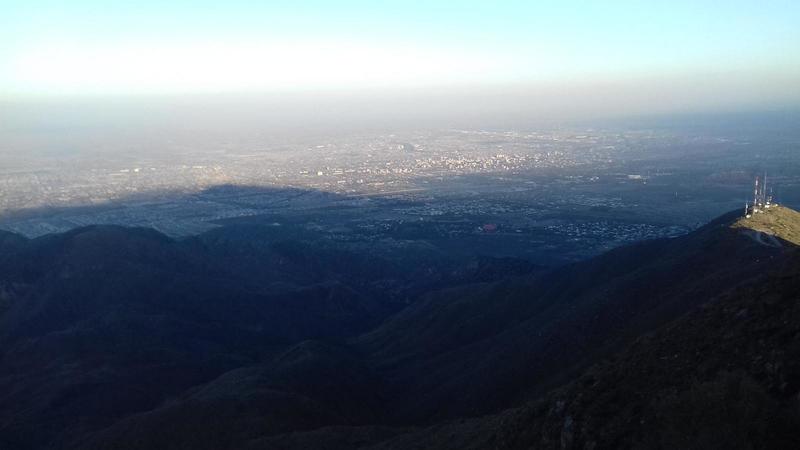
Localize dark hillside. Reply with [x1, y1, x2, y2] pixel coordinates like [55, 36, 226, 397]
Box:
[374, 248, 800, 449]
[2, 208, 799, 449]
[0, 225, 423, 449]
[357, 209, 792, 422]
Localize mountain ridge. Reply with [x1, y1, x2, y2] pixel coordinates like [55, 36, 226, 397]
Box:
[371, 245, 800, 449]
[0, 206, 798, 449]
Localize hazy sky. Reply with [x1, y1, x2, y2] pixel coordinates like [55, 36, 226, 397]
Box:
[1, 1, 799, 117]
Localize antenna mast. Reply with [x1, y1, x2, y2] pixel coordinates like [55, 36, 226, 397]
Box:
[753, 176, 760, 212]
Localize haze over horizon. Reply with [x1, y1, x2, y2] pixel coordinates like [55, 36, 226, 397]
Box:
[1, 0, 799, 123]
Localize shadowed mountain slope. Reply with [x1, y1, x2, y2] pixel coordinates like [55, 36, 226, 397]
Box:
[0, 220, 538, 449]
[1, 207, 798, 449]
[0, 225, 431, 449]
[370, 245, 800, 450]
[355, 208, 793, 423]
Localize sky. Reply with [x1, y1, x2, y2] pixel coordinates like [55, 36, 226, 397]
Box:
[1, 1, 799, 118]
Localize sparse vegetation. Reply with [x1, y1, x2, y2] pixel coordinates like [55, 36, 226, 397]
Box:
[732, 205, 800, 246]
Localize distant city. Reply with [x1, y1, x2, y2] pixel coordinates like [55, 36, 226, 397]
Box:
[1, 126, 799, 264]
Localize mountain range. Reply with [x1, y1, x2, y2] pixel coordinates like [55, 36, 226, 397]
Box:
[1, 206, 798, 449]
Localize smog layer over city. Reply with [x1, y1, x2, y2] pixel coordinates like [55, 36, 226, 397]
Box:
[2, 105, 799, 265]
